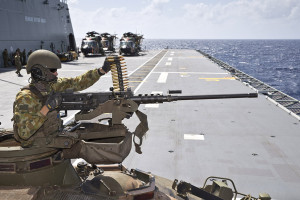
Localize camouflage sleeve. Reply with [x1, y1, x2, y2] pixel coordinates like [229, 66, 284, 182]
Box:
[14, 91, 47, 140]
[51, 68, 101, 92]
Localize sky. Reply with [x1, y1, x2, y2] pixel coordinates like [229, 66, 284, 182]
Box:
[67, 0, 300, 39]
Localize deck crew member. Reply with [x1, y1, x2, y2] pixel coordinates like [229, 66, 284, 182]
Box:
[2, 49, 9, 68]
[14, 51, 22, 76]
[21, 49, 27, 65]
[27, 49, 33, 58]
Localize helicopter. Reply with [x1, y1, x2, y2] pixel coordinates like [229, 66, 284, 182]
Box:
[81, 31, 105, 56]
[100, 32, 117, 53]
[119, 32, 143, 56]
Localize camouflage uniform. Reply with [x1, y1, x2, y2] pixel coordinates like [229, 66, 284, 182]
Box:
[21, 49, 26, 65]
[14, 53, 22, 75]
[13, 68, 101, 147]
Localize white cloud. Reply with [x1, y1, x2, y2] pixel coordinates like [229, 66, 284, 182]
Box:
[67, 0, 78, 5]
[141, 0, 170, 15]
[69, 0, 172, 39]
[289, 6, 300, 19]
[254, 0, 299, 19]
[68, 0, 300, 39]
[181, 0, 300, 38]
[69, 6, 130, 38]
[184, 0, 300, 22]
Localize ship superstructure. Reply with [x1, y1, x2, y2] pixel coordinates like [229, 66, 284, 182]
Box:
[0, 0, 75, 67]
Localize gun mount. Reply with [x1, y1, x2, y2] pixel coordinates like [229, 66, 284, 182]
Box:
[0, 55, 270, 200]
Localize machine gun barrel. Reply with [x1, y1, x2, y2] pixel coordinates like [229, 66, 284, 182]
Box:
[130, 93, 258, 104]
[58, 92, 258, 110]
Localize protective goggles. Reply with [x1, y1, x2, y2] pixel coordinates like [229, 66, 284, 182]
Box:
[49, 68, 57, 73]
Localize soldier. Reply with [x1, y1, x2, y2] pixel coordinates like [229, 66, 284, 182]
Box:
[27, 49, 33, 58]
[2, 49, 9, 68]
[14, 51, 22, 76]
[21, 49, 26, 65]
[12, 49, 111, 147]
[16, 48, 20, 55]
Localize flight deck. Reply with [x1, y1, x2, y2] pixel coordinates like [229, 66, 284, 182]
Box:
[0, 49, 299, 200]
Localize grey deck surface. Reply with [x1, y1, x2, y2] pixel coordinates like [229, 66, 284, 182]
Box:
[1, 49, 299, 199]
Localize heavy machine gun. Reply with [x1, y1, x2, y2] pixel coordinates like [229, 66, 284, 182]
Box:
[59, 89, 257, 124]
[60, 89, 257, 110]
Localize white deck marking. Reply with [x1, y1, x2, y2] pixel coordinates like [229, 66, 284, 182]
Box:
[134, 50, 168, 94]
[129, 50, 166, 77]
[145, 91, 163, 108]
[168, 57, 173, 61]
[184, 134, 205, 140]
[165, 62, 172, 65]
[157, 72, 168, 83]
[145, 104, 159, 108]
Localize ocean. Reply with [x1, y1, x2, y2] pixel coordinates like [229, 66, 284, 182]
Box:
[143, 39, 300, 101]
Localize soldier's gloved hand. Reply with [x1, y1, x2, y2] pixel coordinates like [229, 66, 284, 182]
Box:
[45, 92, 62, 111]
[101, 58, 112, 73]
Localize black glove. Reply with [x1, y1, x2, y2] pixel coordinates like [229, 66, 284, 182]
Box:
[101, 58, 112, 73]
[45, 92, 62, 111]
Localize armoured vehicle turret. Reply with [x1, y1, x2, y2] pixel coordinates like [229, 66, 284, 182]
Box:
[0, 56, 271, 200]
[119, 32, 143, 56]
[81, 31, 105, 56]
[101, 32, 117, 53]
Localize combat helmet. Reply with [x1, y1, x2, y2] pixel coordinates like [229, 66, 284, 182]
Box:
[26, 49, 61, 82]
